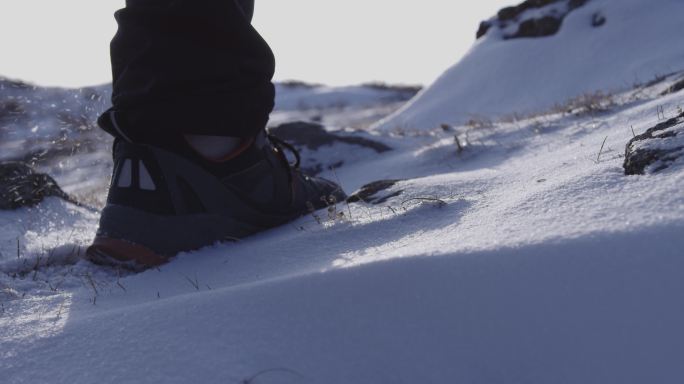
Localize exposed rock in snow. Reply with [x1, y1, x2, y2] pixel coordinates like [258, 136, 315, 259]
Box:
[510, 16, 563, 39]
[347, 179, 404, 204]
[477, 0, 592, 40]
[624, 112, 684, 175]
[591, 11, 607, 27]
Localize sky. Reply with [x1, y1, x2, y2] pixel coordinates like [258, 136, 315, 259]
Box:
[0, 0, 512, 87]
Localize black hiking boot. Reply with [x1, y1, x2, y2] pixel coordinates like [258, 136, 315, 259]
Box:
[87, 130, 346, 269]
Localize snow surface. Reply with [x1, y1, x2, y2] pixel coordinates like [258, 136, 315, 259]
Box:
[374, 0, 684, 131]
[3, 80, 684, 383]
[3, 0, 684, 382]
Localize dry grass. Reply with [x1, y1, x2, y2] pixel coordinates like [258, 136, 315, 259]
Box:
[552, 91, 616, 116]
[465, 115, 496, 130]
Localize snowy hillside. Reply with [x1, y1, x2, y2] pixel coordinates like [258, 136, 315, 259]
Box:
[2, 0, 684, 383]
[375, 0, 684, 131]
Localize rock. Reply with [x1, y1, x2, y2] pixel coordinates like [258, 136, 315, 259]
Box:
[509, 16, 563, 39]
[591, 12, 607, 27]
[480, 0, 592, 40]
[624, 112, 684, 175]
[0, 162, 73, 210]
[498, 0, 560, 21]
[347, 180, 404, 205]
[498, 6, 522, 21]
[269, 122, 392, 153]
[476, 21, 492, 39]
[568, 0, 589, 10]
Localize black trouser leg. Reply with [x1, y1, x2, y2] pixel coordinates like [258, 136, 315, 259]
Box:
[235, 0, 254, 21]
[98, 0, 275, 145]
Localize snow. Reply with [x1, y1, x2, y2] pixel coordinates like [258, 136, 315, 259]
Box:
[5, 227, 684, 383]
[374, 0, 684, 131]
[3, 0, 684, 382]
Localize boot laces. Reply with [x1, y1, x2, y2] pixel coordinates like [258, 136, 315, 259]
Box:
[268, 134, 301, 169]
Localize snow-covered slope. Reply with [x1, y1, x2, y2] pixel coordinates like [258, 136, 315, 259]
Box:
[375, 0, 684, 131]
[3, 0, 684, 382]
[3, 75, 684, 384]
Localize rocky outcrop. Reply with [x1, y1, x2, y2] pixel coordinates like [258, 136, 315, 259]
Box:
[476, 22, 493, 40]
[624, 112, 684, 175]
[477, 0, 595, 40]
[0, 162, 73, 210]
[513, 16, 563, 38]
[497, 0, 588, 21]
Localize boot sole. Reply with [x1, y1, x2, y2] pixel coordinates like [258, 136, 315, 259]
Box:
[87, 237, 168, 269]
[88, 204, 281, 269]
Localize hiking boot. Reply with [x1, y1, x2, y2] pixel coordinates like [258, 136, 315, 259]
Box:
[87, 130, 346, 269]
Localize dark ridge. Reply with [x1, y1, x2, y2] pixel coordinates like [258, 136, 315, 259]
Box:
[360, 82, 423, 95]
[278, 80, 322, 89]
[269, 121, 392, 153]
[0, 77, 35, 90]
[498, 0, 562, 22]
